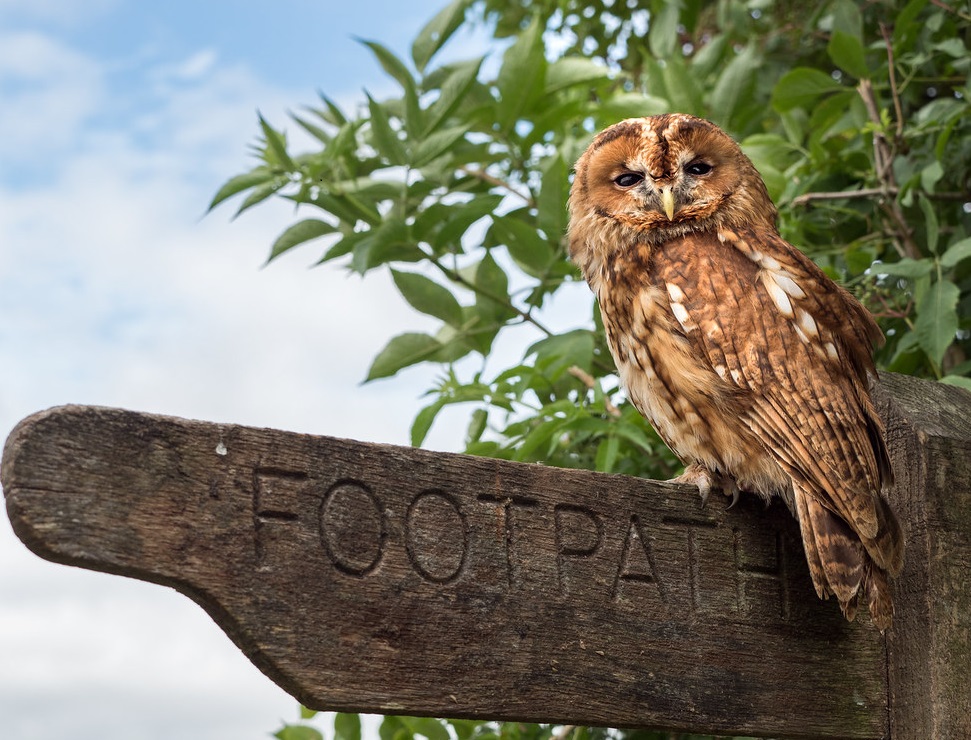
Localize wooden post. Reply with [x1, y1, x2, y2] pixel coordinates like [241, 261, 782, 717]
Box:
[873, 374, 971, 739]
[2, 372, 969, 738]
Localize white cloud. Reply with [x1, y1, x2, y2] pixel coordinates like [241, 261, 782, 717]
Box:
[0, 31, 106, 164]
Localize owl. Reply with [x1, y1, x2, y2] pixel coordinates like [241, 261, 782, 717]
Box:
[568, 114, 904, 630]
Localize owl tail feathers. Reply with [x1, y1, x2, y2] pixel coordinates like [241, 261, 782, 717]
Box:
[866, 493, 905, 577]
[794, 488, 895, 631]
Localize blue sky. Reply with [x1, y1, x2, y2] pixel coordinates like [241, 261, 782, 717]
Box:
[0, 1, 503, 738]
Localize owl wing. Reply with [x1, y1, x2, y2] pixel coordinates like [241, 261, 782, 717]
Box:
[653, 227, 891, 544]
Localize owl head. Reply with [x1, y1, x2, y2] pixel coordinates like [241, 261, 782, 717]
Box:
[568, 115, 777, 270]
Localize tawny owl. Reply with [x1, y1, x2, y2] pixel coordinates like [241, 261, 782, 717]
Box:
[568, 114, 904, 630]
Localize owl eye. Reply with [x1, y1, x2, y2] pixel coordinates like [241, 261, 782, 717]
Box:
[613, 172, 644, 188]
[684, 161, 713, 176]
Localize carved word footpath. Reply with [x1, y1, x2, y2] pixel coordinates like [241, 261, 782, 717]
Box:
[247, 466, 804, 621]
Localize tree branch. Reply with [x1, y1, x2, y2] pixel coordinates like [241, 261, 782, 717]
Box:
[458, 166, 535, 206]
[880, 23, 905, 143]
[793, 188, 970, 206]
[568, 366, 621, 417]
[856, 79, 924, 261]
[430, 256, 555, 337]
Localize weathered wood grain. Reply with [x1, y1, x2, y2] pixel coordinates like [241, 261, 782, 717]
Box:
[2, 372, 969, 738]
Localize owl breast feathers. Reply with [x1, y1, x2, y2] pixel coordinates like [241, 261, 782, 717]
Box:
[567, 114, 904, 630]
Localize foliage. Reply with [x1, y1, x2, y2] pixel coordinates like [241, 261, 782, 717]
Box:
[214, 2, 970, 739]
[213, 0, 971, 471]
[272, 712, 715, 740]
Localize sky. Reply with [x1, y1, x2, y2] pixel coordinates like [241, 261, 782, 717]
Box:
[0, 1, 515, 737]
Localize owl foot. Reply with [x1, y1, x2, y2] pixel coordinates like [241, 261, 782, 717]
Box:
[670, 464, 715, 507]
[671, 464, 741, 510]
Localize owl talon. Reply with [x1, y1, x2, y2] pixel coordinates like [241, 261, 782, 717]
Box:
[670, 464, 713, 508]
[726, 487, 741, 510]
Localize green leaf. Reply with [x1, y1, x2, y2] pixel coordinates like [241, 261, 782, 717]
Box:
[274, 726, 324, 740]
[528, 330, 596, 375]
[316, 93, 348, 126]
[771, 68, 843, 112]
[378, 716, 406, 740]
[537, 154, 569, 238]
[893, 0, 930, 50]
[941, 237, 971, 269]
[392, 269, 464, 327]
[234, 177, 288, 217]
[313, 191, 378, 227]
[941, 375, 971, 392]
[827, 30, 869, 78]
[290, 114, 332, 145]
[413, 124, 470, 166]
[919, 192, 940, 254]
[614, 418, 661, 452]
[360, 40, 423, 134]
[473, 252, 514, 326]
[259, 114, 294, 169]
[351, 219, 420, 273]
[399, 717, 451, 740]
[691, 33, 729, 78]
[430, 194, 504, 251]
[466, 408, 488, 445]
[335, 714, 361, 740]
[366, 93, 407, 165]
[921, 160, 944, 192]
[424, 58, 482, 135]
[315, 231, 361, 265]
[829, 0, 863, 41]
[648, 0, 681, 59]
[708, 43, 760, 127]
[367, 332, 443, 381]
[299, 707, 319, 720]
[412, 399, 446, 447]
[874, 258, 934, 278]
[411, 0, 469, 72]
[544, 57, 610, 95]
[496, 16, 546, 129]
[599, 92, 671, 121]
[740, 133, 798, 167]
[268, 219, 336, 262]
[432, 322, 475, 363]
[490, 216, 555, 275]
[914, 278, 960, 368]
[661, 55, 703, 115]
[595, 435, 620, 473]
[933, 38, 967, 57]
[208, 168, 276, 211]
[358, 39, 416, 91]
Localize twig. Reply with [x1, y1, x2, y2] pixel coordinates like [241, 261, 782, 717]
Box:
[792, 187, 892, 206]
[928, 0, 971, 22]
[430, 257, 555, 337]
[880, 23, 905, 142]
[857, 79, 894, 183]
[793, 188, 970, 205]
[869, 291, 913, 321]
[458, 165, 535, 206]
[569, 366, 622, 417]
[856, 79, 924, 260]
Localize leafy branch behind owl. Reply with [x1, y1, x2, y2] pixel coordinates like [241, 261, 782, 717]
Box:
[211, 0, 970, 479]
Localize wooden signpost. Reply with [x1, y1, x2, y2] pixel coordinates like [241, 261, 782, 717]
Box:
[3, 372, 970, 739]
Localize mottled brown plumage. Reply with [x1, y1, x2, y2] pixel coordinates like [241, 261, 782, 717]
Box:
[568, 114, 904, 630]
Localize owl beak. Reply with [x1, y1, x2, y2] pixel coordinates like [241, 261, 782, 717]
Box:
[660, 186, 676, 221]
